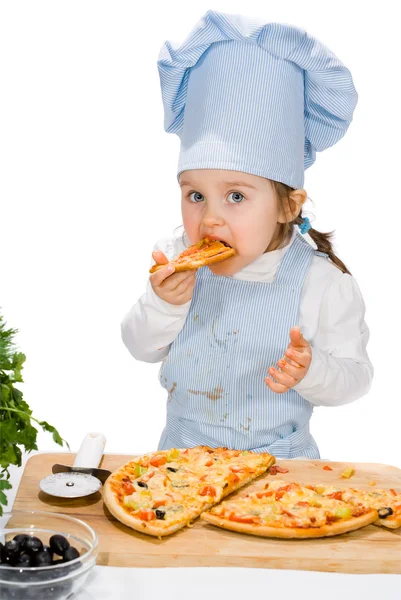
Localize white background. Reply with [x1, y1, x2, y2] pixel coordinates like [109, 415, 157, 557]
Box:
[0, 1, 400, 469]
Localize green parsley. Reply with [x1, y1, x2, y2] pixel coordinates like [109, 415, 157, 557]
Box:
[0, 311, 69, 515]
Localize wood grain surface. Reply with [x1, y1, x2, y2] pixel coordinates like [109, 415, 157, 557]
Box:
[13, 453, 401, 573]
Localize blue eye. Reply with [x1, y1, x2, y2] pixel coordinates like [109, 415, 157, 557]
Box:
[228, 192, 244, 203]
[189, 192, 204, 203]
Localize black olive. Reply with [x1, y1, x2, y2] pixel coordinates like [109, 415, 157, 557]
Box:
[63, 546, 80, 562]
[167, 467, 177, 472]
[137, 481, 148, 489]
[16, 552, 33, 567]
[22, 536, 44, 554]
[155, 509, 166, 520]
[49, 534, 70, 556]
[4, 539, 21, 558]
[43, 544, 54, 559]
[378, 507, 394, 518]
[13, 534, 30, 545]
[33, 550, 53, 567]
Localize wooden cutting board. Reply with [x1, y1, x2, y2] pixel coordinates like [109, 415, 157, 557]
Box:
[13, 453, 401, 573]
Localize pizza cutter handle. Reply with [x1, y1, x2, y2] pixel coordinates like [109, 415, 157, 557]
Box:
[73, 432, 106, 469]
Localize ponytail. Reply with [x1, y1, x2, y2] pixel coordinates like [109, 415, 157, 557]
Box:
[271, 181, 351, 275]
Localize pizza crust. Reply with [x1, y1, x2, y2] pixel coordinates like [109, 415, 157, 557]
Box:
[201, 508, 379, 539]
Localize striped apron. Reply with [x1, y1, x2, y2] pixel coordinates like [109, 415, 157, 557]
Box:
[157, 234, 320, 459]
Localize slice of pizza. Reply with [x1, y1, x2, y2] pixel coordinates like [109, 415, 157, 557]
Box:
[103, 446, 275, 537]
[314, 483, 401, 529]
[201, 479, 378, 539]
[149, 238, 235, 273]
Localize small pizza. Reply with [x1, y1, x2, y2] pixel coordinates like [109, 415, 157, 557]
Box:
[201, 479, 378, 539]
[103, 446, 275, 537]
[314, 484, 401, 529]
[149, 238, 235, 273]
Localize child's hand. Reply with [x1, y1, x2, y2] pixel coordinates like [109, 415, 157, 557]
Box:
[150, 250, 196, 306]
[264, 327, 312, 393]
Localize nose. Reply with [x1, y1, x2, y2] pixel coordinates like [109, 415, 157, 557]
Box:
[201, 205, 225, 228]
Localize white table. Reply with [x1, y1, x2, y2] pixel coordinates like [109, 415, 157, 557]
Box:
[4, 456, 401, 600]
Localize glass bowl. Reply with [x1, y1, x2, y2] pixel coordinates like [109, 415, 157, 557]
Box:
[0, 509, 97, 599]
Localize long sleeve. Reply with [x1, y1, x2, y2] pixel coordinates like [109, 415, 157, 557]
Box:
[294, 273, 373, 407]
[121, 234, 191, 363]
[121, 280, 191, 363]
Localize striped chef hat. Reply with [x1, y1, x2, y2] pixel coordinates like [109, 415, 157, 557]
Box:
[157, 10, 358, 189]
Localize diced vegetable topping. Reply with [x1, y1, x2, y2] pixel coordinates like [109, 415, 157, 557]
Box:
[133, 464, 148, 477]
[199, 485, 216, 497]
[341, 466, 355, 479]
[149, 455, 167, 467]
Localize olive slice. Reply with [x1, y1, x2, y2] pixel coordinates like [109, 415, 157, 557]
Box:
[378, 507, 394, 518]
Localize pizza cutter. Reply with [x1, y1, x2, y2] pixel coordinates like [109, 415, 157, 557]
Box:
[39, 432, 112, 498]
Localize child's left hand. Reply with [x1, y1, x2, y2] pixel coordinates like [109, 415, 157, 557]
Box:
[264, 327, 312, 393]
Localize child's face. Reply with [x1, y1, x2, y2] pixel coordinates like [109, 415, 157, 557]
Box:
[180, 169, 282, 276]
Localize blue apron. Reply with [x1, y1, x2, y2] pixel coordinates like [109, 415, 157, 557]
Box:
[157, 234, 321, 459]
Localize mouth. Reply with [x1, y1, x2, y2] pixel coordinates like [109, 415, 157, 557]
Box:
[203, 235, 233, 249]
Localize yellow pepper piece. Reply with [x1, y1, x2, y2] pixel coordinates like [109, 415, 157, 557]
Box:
[341, 466, 355, 479]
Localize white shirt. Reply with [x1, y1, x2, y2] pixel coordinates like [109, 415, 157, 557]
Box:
[121, 228, 373, 408]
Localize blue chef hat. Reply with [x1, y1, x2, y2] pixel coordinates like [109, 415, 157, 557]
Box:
[157, 10, 358, 189]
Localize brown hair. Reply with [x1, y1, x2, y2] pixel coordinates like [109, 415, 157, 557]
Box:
[271, 181, 351, 275]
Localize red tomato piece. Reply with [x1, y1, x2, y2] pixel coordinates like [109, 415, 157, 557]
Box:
[275, 484, 292, 500]
[149, 456, 167, 467]
[136, 510, 156, 521]
[200, 485, 216, 497]
[228, 513, 258, 524]
[230, 466, 244, 473]
[328, 491, 343, 501]
[256, 491, 274, 499]
[123, 482, 134, 495]
[323, 465, 333, 471]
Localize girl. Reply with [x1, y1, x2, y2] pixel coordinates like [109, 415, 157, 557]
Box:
[121, 10, 373, 459]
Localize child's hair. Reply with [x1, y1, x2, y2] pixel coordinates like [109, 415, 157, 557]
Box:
[271, 181, 351, 275]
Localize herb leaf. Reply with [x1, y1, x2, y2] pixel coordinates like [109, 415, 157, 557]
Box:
[0, 312, 69, 515]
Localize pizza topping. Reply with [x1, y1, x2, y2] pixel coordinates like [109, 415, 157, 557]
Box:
[123, 481, 135, 495]
[323, 465, 333, 471]
[137, 481, 148, 489]
[166, 467, 178, 473]
[341, 466, 355, 478]
[155, 509, 166, 520]
[167, 448, 180, 462]
[378, 507, 394, 518]
[149, 455, 168, 467]
[200, 485, 217, 497]
[390, 489, 397, 496]
[228, 513, 260, 524]
[327, 491, 343, 501]
[136, 509, 156, 521]
[269, 465, 289, 475]
[132, 463, 148, 478]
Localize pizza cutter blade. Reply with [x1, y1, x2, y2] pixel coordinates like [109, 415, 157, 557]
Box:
[39, 432, 112, 498]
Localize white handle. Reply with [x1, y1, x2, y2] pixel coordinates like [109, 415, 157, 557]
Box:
[73, 432, 106, 468]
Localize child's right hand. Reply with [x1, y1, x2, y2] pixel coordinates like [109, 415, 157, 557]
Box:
[150, 250, 196, 306]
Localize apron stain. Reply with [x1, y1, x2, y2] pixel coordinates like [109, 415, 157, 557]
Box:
[188, 386, 224, 401]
